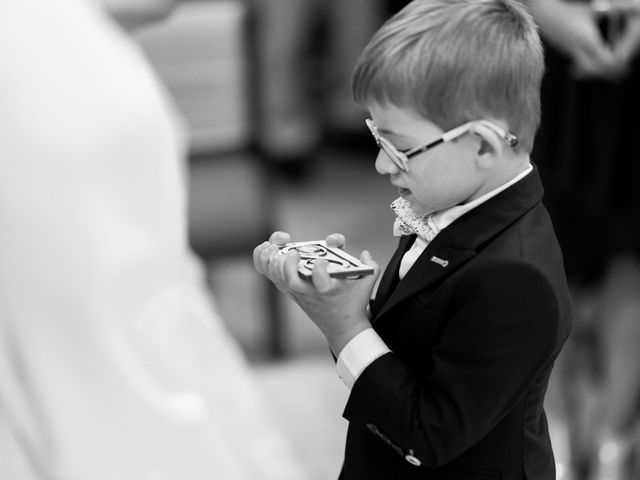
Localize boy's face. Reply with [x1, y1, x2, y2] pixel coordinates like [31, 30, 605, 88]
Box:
[368, 102, 485, 216]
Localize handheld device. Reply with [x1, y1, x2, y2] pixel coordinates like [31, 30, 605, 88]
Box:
[278, 240, 374, 279]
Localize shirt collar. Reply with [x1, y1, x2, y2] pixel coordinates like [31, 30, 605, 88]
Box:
[430, 163, 533, 233]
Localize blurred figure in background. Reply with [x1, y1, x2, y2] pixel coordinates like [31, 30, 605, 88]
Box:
[253, 0, 384, 178]
[0, 0, 306, 478]
[529, 1, 640, 479]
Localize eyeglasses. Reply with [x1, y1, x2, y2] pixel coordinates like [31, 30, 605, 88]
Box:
[365, 118, 518, 172]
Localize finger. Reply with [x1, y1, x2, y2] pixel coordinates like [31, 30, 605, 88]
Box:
[253, 241, 272, 274]
[572, 58, 627, 80]
[360, 250, 381, 280]
[325, 233, 346, 249]
[612, 22, 640, 66]
[360, 250, 378, 268]
[572, 46, 626, 79]
[311, 258, 335, 293]
[576, 42, 613, 67]
[603, 0, 640, 15]
[259, 243, 279, 275]
[269, 231, 292, 245]
[282, 251, 307, 289]
[571, 25, 615, 65]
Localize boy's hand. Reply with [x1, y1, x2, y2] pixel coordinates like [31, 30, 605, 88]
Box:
[253, 231, 380, 355]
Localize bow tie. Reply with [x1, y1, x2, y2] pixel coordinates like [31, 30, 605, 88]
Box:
[391, 197, 438, 242]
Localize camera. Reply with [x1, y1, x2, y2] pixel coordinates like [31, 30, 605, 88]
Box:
[278, 240, 374, 279]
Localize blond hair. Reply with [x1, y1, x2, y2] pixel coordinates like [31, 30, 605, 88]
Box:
[352, 0, 544, 152]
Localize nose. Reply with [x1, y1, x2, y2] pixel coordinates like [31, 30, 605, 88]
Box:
[375, 150, 400, 175]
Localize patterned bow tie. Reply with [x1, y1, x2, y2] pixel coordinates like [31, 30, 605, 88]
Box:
[391, 197, 438, 242]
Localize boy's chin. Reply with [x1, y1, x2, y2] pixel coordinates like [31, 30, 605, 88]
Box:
[407, 201, 433, 217]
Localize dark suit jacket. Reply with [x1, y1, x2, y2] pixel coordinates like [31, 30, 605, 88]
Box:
[339, 167, 572, 480]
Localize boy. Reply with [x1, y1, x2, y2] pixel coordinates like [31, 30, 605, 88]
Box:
[253, 0, 573, 478]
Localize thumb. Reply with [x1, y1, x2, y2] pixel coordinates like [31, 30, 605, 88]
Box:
[360, 249, 377, 265]
[360, 250, 380, 279]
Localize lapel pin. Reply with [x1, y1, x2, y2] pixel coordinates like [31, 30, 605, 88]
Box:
[430, 256, 449, 268]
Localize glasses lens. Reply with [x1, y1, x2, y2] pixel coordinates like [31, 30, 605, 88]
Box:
[365, 119, 407, 171]
[379, 138, 407, 171]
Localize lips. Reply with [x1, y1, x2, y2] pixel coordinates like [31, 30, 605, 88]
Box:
[398, 187, 411, 196]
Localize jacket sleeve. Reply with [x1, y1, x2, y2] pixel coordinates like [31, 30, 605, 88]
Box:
[342, 260, 563, 467]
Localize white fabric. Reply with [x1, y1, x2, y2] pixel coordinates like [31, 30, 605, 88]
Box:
[337, 164, 533, 387]
[399, 237, 430, 279]
[336, 329, 391, 389]
[391, 197, 439, 242]
[0, 1, 305, 479]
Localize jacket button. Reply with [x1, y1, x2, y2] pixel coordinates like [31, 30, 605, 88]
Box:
[405, 454, 421, 467]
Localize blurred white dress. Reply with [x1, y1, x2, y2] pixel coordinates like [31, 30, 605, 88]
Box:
[0, 1, 305, 479]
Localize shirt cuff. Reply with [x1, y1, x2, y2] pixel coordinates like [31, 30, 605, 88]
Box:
[336, 328, 391, 389]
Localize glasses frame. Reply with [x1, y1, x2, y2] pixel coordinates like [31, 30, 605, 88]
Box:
[365, 118, 518, 172]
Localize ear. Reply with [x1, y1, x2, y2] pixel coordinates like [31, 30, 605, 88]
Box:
[470, 123, 505, 167]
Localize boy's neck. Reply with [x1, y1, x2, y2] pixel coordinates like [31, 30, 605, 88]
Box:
[474, 152, 531, 201]
[492, 151, 530, 185]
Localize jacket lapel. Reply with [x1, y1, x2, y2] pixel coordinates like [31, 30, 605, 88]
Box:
[374, 245, 475, 321]
[373, 165, 545, 322]
[372, 235, 414, 316]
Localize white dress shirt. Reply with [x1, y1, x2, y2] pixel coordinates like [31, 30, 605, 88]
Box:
[336, 165, 533, 389]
